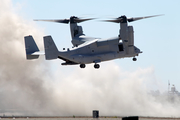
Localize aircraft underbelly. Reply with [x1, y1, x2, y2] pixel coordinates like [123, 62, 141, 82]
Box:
[70, 52, 118, 64]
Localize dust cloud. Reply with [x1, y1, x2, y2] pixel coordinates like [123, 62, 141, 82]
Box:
[0, 0, 60, 116]
[0, 0, 180, 117]
[53, 64, 180, 117]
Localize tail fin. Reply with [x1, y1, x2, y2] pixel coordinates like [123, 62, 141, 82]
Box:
[43, 36, 59, 60]
[24, 36, 40, 59]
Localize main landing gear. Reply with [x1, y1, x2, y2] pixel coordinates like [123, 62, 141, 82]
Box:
[79, 63, 100, 69]
[94, 64, 100, 69]
[80, 64, 86, 68]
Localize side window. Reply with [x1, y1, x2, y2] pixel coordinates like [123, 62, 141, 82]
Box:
[118, 44, 124, 51]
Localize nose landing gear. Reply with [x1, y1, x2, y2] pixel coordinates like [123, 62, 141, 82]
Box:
[133, 57, 137, 61]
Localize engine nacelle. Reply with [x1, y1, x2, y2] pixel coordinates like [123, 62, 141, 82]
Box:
[127, 26, 134, 54]
[73, 25, 83, 37]
[70, 23, 84, 39]
[128, 26, 134, 46]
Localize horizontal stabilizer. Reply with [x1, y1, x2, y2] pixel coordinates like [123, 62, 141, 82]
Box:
[43, 36, 59, 60]
[24, 36, 44, 59]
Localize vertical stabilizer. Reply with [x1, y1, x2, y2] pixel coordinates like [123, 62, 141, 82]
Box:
[24, 36, 40, 59]
[43, 36, 59, 60]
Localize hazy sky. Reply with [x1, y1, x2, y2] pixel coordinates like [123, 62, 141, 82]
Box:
[1, 0, 179, 116]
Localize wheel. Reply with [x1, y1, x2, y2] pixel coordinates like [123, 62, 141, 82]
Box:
[94, 64, 100, 69]
[80, 64, 86, 68]
[133, 57, 137, 61]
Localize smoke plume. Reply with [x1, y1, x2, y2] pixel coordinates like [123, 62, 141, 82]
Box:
[0, 0, 180, 117]
[0, 0, 59, 115]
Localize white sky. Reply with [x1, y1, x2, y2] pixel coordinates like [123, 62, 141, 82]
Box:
[12, 0, 180, 91]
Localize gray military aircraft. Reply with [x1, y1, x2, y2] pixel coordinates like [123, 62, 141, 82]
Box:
[24, 15, 161, 69]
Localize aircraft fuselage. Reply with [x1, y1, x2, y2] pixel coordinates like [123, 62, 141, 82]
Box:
[59, 36, 141, 65]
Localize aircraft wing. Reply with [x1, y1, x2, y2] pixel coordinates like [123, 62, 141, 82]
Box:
[76, 39, 99, 48]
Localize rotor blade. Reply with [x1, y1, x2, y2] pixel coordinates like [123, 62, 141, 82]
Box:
[34, 19, 70, 24]
[102, 19, 121, 23]
[102, 16, 125, 23]
[127, 14, 164, 22]
[74, 18, 95, 23]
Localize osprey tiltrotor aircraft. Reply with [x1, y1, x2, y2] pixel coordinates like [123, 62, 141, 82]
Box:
[24, 15, 161, 69]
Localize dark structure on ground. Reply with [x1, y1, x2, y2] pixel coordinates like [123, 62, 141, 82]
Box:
[93, 110, 99, 118]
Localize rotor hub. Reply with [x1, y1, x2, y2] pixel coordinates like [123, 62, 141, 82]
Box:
[70, 16, 78, 23]
[118, 15, 127, 23]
